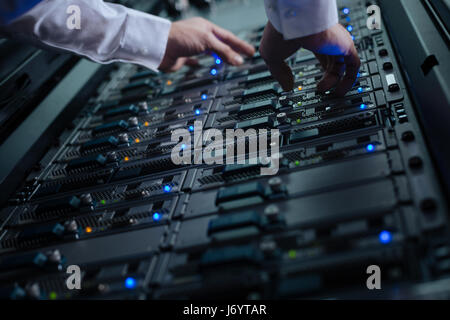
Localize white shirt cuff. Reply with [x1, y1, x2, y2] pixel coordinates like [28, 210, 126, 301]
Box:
[114, 8, 171, 71]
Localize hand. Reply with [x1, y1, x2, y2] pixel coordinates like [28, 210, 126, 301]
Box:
[159, 17, 255, 72]
[259, 22, 361, 97]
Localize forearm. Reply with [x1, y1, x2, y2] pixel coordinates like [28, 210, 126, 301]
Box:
[264, 0, 338, 39]
[0, 0, 171, 71]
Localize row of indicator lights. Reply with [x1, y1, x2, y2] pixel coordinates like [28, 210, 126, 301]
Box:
[97, 185, 171, 208]
[347, 25, 355, 41]
[210, 52, 222, 75]
[291, 143, 375, 165]
[83, 211, 163, 235]
[342, 8, 355, 41]
[342, 8, 352, 23]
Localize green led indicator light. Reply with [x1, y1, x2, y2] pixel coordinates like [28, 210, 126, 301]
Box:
[296, 119, 301, 124]
[100, 200, 106, 205]
[49, 291, 57, 300]
[288, 250, 297, 259]
[295, 160, 300, 166]
[297, 102, 302, 107]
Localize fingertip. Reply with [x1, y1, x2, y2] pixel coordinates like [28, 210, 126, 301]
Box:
[267, 62, 294, 92]
[280, 70, 295, 92]
[282, 83, 294, 92]
[334, 81, 354, 97]
[333, 89, 348, 98]
[233, 55, 244, 65]
[316, 80, 328, 93]
[316, 72, 339, 94]
[247, 45, 256, 57]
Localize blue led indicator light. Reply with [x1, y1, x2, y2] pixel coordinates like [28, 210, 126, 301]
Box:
[201, 94, 208, 100]
[347, 25, 353, 32]
[379, 231, 392, 244]
[125, 277, 137, 289]
[351, 35, 355, 41]
[163, 185, 172, 193]
[343, 8, 350, 14]
[195, 109, 201, 115]
[210, 68, 217, 76]
[215, 58, 222, 65]
[181, 144, 186, 150]
[346, 16, 351, 22]
[188, 125, 194, 132]
[153, 212, 161, 221]
[357, 87, 363, 93]
[360, 104, 367, 110]
[366, 144, 375, 152]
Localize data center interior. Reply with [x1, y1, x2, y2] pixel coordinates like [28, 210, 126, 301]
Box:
[0, 0, 450, 300]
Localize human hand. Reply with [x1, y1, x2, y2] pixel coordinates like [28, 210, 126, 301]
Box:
[259, 22, 361, 97]
[159, 17, 255, 72]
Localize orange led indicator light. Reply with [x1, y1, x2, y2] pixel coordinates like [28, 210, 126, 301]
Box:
[124, 156, 130, 162]
[85, 226, 93, 233]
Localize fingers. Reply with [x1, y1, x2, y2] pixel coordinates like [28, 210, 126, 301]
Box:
[160, 57, 196, 73]
[260, 22, 302, 92]
[334, 44, 361, 97]
[212, 25, 255, 57]
[184, 57, 199, 67]
[167, 57, 188, 72]
[207, 34, 244, 66]
[316, 54, 345, 93]
[267, 61, 295, 92]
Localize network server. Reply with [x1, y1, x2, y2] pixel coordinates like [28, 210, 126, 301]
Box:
[0, 0, 449, 300]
